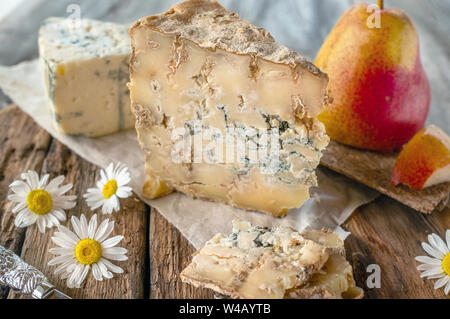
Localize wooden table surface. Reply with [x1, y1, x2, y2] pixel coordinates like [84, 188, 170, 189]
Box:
[0, 105, 448, 299]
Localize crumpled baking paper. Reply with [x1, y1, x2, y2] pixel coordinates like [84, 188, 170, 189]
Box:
[0, 60, 378, 248]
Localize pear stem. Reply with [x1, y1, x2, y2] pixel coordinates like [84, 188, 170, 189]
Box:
[378, 0, 384, 9]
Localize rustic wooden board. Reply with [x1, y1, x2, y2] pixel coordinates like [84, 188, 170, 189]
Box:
[8, 141, 148, 299]
[344, 196, 449, 299]
[1, 105, 449, 299]
[321, 140, 450, 214]
[149, 208, 213, 299]
[0, 105, 148, 299]
[0, 106, 52, 298]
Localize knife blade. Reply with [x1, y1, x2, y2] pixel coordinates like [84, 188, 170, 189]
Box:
[0, 245, 71, 299]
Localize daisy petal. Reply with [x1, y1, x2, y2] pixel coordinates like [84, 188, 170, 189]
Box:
[427, 273, 446, 280]
[445, 281, 450, 295]
[116, 187, 132, 198]
[97, 260, 113, 279]
[417, 263, 437, 271]
[68, 264, 84, 288]
[446, 230, 450, 251]
[100, 168, 107, 183]
[79, 265, 90, 286]
[8, 194, 27, 203]
[422, 242, 445, 259]
[100, 258, 124, 273]
[9, 180, 30, 195]
[23, 171, 39, 189]
[101, 235, 124, 248]
[420, 266, 444, 278]
[88, 214, 98, 238]
[105, 163, 114, 180]
[38, 174, 50, 188]
[52, 209, 67, 222]
[48, 254, 73, 266]
[14, 210, 36, 228]
[51, 235, 76, 249]
[45, 176, 65, 192]
[80, 214, 89, 235]
[49, 247, 73, 256]
[92, 263, 103, 281]
[71, 216, 85, 239]
[102, 198, 116, 215]
[429, 234, 449, 255]
[96, 220, 115, 243]
[434, 276, 449, 290]
[56, 183, 73, 195]
[36, 217, 46, 233]
[12, 202, 27, 214]
[103, 247, 128, 255]
[86, 198, 105, 211]
[56, 225, 80, 243]
[94, 219, 110, 241]
[102, 253, 128, 261]
[53, 258, 76, 276]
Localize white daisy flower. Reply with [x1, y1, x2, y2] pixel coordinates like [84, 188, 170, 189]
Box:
[8, 171, 76, 233]
[48, 214, 128, 288]
[415, 230, 450, 295]
[83, 162, 132, 215]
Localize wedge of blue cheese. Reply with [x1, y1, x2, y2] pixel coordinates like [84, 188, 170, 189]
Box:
[129, 0, 330, 216]
[180, 220, 363, 299]
[38, 17, 135, 137]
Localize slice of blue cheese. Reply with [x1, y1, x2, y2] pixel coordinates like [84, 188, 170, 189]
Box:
[129, 0, 330, 216]
[180, 220, 363, 299]
[38, 17, 135, 137]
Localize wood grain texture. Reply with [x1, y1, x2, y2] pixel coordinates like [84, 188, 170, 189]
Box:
[1, 105, 449, 299]
[344, 196, 450, 299]
[149, 208, 213, 299]
[321, 140, 450, 214]
[0, 106, 51, 298]
[7, 138, 148, 299]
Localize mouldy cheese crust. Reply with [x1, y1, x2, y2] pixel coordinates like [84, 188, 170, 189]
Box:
[129, 0, 330, 216]
[130, 0, 330, 117]
[131, 0, 328, 81]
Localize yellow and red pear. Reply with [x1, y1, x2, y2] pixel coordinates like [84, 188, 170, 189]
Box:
[391, 125, 450, 190]
[315, 1, 430, 151]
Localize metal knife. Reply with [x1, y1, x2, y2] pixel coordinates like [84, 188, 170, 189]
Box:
[0, 245, 71, 299]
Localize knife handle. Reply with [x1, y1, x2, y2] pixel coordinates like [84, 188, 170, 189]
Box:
[0, 245, 47, 295]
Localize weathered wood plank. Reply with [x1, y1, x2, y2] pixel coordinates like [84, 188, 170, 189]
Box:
[2, 105, 449, 299]
[322, 140, 450, 214]
[344, 196, 450, 299]
[7, 138, 148, 299]
[0, 105, 52, 298]
[149, 208, 213, 299]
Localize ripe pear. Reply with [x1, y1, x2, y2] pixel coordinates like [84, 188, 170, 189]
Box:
[391, 125, 450, 190]
[315, 2, 431, 151]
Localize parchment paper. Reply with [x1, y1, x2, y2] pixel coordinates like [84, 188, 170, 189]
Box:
[0, 60, 378, 249]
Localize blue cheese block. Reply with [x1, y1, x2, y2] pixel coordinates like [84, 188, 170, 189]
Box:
[130, 0, 330, 216]
[181, 220, 364, 299]
[39, 17, 134, 137]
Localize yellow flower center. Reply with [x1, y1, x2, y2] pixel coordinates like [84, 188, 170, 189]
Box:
[26, 189, 53, 215]
[102, 179, 118, 199]
[74, 239, 102, 265]
[442, 253, 450, 276]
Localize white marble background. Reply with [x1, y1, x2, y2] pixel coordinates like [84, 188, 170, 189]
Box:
[0, 0, 448, 131]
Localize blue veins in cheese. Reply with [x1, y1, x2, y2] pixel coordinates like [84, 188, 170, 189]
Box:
[38, 17, 134, 137]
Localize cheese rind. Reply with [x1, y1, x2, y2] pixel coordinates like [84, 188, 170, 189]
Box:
[180, 220, 363, 299]
[129, 0, 329, 216]
[39, 18, 135, 137]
